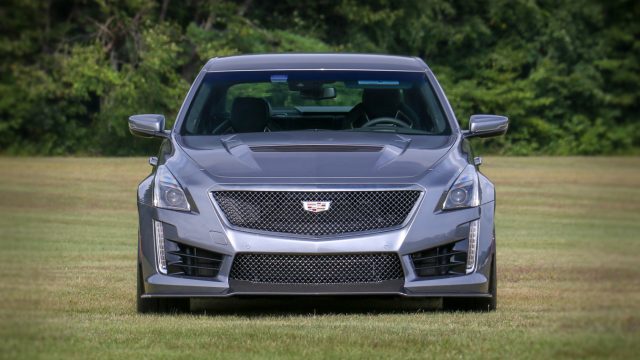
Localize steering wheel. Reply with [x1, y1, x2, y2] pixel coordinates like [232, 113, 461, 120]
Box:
[362, 117, 411, 129]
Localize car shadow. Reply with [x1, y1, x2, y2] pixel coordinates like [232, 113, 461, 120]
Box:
[189, 296, 442, 316]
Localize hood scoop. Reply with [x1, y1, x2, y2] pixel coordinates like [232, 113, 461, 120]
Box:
[183, 132, 452, 179]
[249, 144, 384, 153]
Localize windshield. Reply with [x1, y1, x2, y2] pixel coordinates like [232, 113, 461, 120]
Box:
[181, 71, 451, 136]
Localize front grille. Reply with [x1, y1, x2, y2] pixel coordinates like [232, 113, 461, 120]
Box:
[212, 190, 421, 236]
[230, 253, 404, 284]
[411, 240, 468, 277]
[164, 240, 224, 278]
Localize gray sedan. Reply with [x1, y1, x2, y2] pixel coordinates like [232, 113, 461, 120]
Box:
[129, 54, 508, 313]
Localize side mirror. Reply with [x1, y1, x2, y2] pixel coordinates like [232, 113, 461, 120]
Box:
[128, 114, 169, 138]
[466, 114, 509, 138]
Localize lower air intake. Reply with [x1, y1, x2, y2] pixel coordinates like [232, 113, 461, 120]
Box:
[164, 240, 224, 278]
[230, 253, 404, 284]
[411, 240, 468, 277]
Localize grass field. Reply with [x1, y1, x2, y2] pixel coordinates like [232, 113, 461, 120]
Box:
[0, 157, 639, 359]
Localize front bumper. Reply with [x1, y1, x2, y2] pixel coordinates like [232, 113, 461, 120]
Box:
[137, 200, 495, 298]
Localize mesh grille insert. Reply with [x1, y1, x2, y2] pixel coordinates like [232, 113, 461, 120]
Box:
[230, 253, 404, 284]
[212, 190, 421, 236]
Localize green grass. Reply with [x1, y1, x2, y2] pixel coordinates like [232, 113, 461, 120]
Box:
[0, 157, 639, 359]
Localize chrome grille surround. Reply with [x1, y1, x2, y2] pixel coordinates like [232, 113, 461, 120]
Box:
[230, 253, 404, 284]
[211, 190, 422, 236]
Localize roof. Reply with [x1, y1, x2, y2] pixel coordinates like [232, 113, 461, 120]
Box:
[204, 53, 429, 72]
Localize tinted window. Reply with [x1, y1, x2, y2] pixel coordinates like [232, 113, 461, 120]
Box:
[181, 71, 451, 136]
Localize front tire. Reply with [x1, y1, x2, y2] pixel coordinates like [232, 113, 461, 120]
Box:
[443, 253, 497, 312]
[137, 264, 190, 314]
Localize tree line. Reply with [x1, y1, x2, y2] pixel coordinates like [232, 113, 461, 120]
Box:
[0, 0, 638, 155]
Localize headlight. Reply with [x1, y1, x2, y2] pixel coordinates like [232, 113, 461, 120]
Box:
[153, 165, 191, 211]
[442, 165, 480, 210]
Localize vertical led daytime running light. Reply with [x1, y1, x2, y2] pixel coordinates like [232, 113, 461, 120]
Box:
[153, 220, 167, 274]
[466, 220, 479, 273]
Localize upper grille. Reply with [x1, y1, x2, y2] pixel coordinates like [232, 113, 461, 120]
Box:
[212, 190, 421, 236]
[230, 253, 404, 284]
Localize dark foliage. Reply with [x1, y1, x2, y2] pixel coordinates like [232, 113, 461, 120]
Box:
[0, 0, 638, 155]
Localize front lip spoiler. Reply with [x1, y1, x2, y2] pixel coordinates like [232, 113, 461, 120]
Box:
[141, 292, 492, 298]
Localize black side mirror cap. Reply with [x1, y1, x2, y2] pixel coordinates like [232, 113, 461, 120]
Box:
[128, 114, 169, 138]
[464, 115, 509, 138]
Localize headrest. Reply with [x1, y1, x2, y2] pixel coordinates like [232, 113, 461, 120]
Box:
[230, 97, 270, 133]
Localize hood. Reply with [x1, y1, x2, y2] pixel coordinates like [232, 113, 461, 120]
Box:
[178, 131, 454, 180]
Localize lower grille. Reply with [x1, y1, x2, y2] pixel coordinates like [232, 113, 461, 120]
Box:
[411, 240, 468, 277]
[164, 240, 223, 278]
[230, 253, 404, 284]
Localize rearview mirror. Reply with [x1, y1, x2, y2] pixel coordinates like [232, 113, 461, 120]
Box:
[300, 87, 337, 100]
[465, 114, 509, 138]
[128, 114, 169, 138]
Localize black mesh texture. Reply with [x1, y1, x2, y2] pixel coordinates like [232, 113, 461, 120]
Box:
[230, 253, 404, 284]
[212, 190, 421, 236]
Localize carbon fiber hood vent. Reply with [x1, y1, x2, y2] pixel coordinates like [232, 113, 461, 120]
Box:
[249, 144, 383, 152]
[180, 132, 455, 179]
